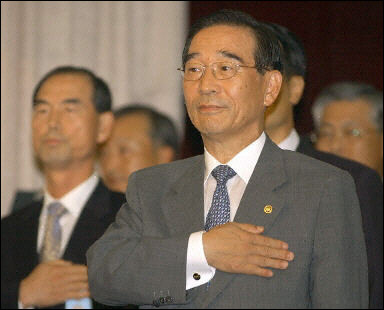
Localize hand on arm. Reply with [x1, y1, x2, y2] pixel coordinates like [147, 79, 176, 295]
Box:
[19, 260, 90, 308]
[202, 222, 294, 277]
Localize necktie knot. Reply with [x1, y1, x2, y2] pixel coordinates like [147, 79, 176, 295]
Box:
[211, 165, 236, 185]
[48, 201, 67, 219]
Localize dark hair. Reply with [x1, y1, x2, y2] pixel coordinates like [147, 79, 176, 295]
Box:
[263, 23, 306, 79]
[32, 66, 112, 113]
[114, 104, 179, 156]
[182, 9, 283, 74]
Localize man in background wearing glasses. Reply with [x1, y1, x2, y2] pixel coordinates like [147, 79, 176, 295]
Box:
[87, 9, 368, 308]
[312, 81, 383, 179]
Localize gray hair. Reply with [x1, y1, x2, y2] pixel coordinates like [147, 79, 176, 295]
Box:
[312, 81, 383, 132]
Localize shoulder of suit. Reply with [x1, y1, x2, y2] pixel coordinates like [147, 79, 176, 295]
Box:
[280, 147, 351, 178]
[133, 155, 203, 177]
[1, 199, 42, 226]
[93, 180, 126, 213]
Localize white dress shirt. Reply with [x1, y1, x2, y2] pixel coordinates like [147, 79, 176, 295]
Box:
[186, 132, 266, 290]
[277, 128, 300, 151]
[37, 173, 99, 256]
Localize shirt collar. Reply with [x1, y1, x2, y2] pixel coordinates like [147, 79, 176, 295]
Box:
[204, 132, 266, 184]
[278, 128, 300, 151]
[43, 173, 99, 218]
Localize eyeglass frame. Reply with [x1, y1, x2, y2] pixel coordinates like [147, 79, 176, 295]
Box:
[177, 61, 258, 81]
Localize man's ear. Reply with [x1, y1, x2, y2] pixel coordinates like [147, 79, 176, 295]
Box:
[156, 145, 176, 164]
[264, 70, 283, 107]
[96, 112, 114, 144]
[288, 75, 305, 106]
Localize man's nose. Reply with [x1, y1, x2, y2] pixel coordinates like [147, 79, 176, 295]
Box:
[199, 67, 221, 95]
[329, 133, 345, 155]
[47, 109, 60, 129]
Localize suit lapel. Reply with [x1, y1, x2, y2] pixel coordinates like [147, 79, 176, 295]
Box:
[15, 201, 42, 271]
[161, 156, 206, 236]
[63, 181, 114, 264]
[235, 137, 288, 231]
[200, 136, 288, 307]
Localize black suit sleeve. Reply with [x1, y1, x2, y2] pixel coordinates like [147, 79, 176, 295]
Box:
[355, 169, 383, 309]
[1, 218, 22, 309]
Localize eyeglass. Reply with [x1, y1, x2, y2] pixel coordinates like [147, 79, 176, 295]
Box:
[316, 127, 375, 141]
[177, 62, 257, 81]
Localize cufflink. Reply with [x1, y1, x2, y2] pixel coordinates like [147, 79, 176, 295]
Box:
[193, 273, 201, 280]
[165, 296, 174, 304]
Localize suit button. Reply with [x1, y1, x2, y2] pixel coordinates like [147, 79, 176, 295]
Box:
[193, 273, 201, 280]
[165, 296, 174, 304]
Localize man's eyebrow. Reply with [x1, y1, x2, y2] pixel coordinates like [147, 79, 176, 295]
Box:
[185, 51, 245, 64]
[33, 98, 82, 106]
[219, 51, 244, 63]
[33, 99, 47, 106]
[62, 98, 81, 104]
[185, 53, 200, 64]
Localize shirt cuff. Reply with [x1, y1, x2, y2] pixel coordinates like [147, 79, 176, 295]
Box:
[18, 299, 34, 309]
[186, 231, 216, 290]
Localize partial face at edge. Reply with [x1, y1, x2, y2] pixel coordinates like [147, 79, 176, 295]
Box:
[315, 99, 383, 174]
[99, 113, 161, 192]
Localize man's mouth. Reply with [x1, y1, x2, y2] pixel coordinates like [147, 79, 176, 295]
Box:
[198, 104, 225, 113]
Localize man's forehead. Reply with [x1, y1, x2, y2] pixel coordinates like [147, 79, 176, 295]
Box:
[188, 25, 255, 61]
[116, 113, 152, 131]
[191, 24, 254, 44]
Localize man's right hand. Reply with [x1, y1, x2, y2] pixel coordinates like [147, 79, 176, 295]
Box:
[19, 260, 90, 308]
[202, 222, 294, 277]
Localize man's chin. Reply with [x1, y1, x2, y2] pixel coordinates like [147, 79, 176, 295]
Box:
[37, 153, 71, 169]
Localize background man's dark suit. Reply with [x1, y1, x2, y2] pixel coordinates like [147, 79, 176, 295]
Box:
[1, 180, 125, 309]
[10, 190, 43, 213]
[297, 135, 383, 309]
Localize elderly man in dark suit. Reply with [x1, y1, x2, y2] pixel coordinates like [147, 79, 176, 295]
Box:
[263, 22, 383, 309]
[1, 66, 127, 309]
[87, 10, 368, 308]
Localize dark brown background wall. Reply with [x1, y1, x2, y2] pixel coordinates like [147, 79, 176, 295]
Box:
[180, 1, 383, 158]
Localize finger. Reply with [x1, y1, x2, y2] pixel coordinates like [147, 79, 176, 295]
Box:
[63, 287, 91, 300]
[47, 259, 73, 266]
[250, 234, 290, 250]
[60, 281, 89, 294]
[60, 265, 88, 276]
[240, 263, 274, 277]
[58, 269, 89, 284]
[61, 273, 89, 285]
[233, 222, 264, 234]
[250, 244, 294, 261]
[249, 254, 290, 270]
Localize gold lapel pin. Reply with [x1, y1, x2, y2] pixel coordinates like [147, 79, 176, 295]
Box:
[264, 205, 273, 214]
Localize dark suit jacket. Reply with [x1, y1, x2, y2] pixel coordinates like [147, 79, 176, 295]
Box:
[10, 190, 43, 213]
[87, 136, 368, 308]
[1, 180, 126, 309]
[297, 135, 383, 309]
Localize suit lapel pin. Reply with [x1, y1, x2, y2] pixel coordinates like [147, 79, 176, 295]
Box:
[264, 205, 273, 214]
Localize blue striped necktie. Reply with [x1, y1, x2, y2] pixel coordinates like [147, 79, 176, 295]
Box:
[205, 165, 236, 231]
